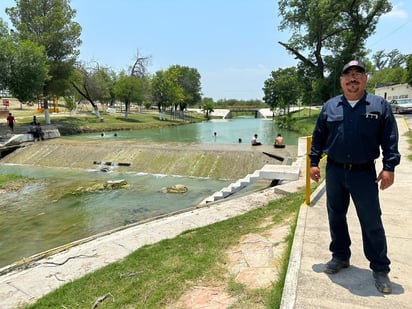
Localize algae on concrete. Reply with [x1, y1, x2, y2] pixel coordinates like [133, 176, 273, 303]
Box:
[1, 139, 295, 180]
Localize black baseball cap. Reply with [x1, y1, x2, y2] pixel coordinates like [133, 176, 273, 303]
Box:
[342, 60, 366, 74]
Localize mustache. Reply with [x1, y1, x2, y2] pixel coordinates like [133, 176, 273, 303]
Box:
[346, 81, 360, 85]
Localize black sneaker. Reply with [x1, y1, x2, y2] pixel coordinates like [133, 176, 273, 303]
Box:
[373, 271, 392, 294]
[323, 258, 350, 274]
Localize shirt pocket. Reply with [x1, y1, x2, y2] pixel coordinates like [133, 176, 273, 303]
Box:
[359, 114, 380, 138]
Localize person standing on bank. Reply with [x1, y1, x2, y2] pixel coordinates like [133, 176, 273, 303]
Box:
[7, 113, 16, 132]
[309, 59, 401, 294]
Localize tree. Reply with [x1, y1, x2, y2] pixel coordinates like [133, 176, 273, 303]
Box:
[0, 20, 11, 91]
[151, 65, 202, 117]
[201, 98, 214, 120]
[70, 62, 116, 118]
[151, 70, 181, 112]
[0, 19, 48, 104]
[263, 67, 301, 114]
[407, 55, 412, 87]
[367, 50, 409, 92]
[7, 0, 82, 123]
[129, 50, 151, 78]
[114, 74, 147, 119]
[372, 49, 408, 70]
[277, 0, 392, 102]
[167, 65, 202, 111]
[367, 67, 407, 88]
[8, 40, 49, 104]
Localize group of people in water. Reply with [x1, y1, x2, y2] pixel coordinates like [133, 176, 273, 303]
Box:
[213, 131, 285, 148]
[251, 133, 284, 148]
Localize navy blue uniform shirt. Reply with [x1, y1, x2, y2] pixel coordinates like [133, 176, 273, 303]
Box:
[309, 92, 401, 172]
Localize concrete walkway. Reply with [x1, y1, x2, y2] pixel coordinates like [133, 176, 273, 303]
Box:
[280, 116, 412, 309]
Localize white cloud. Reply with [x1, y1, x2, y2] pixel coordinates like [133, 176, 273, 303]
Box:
[384, 2, 409, 19]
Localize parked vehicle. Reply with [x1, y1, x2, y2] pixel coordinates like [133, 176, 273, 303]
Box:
[390, 98, 412, 114]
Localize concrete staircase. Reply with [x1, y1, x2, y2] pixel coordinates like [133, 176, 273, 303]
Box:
[200, 136, 310, 205]
[199, 164, 300, 204]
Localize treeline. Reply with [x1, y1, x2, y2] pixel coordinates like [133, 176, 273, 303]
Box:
[0, 1, 205, 123]
[262, 1, 412, 115]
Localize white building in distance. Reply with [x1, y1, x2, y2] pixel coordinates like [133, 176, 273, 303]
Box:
[374, 83, 412, 101]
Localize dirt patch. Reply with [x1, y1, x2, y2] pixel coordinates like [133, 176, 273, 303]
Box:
[169, 220, 291, 309]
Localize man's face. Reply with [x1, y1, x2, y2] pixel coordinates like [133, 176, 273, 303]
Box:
[340, 68, 367, 99]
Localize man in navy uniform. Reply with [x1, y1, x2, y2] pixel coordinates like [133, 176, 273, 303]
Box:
[309, 59, 401, 294]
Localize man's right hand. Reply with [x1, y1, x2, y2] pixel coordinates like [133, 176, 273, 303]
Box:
[310, 166, 321, 182]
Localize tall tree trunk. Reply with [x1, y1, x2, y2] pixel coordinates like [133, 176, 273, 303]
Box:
[43, 98, 51, 124]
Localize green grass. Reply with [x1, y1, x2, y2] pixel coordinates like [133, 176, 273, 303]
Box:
[407, 130, 412, 161]
[0, 174, 26, 186]
[288, 108, 320, 136]
[274, 108, 320, 136]
[21, 191, 305, 309]
[14, 111, 204, 135]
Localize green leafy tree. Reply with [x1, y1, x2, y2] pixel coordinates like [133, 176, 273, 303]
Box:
[0, 20, 48, 104]
[150, 65, 201, 114]
[0, 20, 11, 91]
[367, 67, 407, 91]
[407, 55, 412, 87]
[114, 74, 147, 119]
[167, 65, 202, 111]
[6, 0, 82, 123]
[367, 50, 409, 92]
[201, 98, 214, 120]
[277, 0, 392, 102]
[8, 40, 49, 104]
[62, 94, 76, 112]
[263, 67, 301, 114]
[151, 70, 181, 112]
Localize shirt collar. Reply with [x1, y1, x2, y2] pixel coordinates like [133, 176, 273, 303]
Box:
[337, 92, 369, 107]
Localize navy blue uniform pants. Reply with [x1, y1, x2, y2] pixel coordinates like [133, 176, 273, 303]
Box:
[325, 162, 390, 273]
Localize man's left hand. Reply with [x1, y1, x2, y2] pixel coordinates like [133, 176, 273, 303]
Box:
[376, 170, 395, 190]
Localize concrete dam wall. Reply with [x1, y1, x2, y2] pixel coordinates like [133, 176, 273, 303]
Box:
[1, 139, 295, 180]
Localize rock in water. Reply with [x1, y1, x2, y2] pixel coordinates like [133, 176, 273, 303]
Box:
[163, 184, 188, 193]
[103, 179, 129, 189]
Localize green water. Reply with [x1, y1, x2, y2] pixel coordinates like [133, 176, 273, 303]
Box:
[0, 118, 298, 268]
[68, 118, 301, 145]
[0, 165, 230, 268]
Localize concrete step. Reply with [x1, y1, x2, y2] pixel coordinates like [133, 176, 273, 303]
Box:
[200, 164, 301, 204]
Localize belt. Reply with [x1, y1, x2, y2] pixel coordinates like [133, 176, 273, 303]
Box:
[327, 157, 375, 171]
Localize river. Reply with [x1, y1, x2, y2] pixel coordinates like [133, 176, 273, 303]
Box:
[0, 117, 300, 268]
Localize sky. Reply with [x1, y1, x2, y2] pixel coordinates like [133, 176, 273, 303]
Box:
[0, 0, 411, 101]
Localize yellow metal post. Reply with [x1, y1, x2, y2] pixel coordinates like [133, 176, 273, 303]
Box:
[305, 136, 312, 205]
